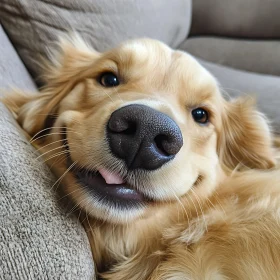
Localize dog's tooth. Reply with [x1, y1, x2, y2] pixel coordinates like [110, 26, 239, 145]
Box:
[99, 168, 124, 185]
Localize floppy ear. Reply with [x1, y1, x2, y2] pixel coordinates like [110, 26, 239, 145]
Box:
[2, 34, 98, 136]
[218, 97, 276, 170]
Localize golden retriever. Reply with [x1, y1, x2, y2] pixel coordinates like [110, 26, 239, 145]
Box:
[3, 35, 280, 280]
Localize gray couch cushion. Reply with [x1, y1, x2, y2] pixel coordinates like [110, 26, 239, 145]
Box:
[0, 25, 36, 93]
[0, 103, 95, 280]
[191, 0, 280, 38]
[179, 37, 280, 76]
[0, 0, 191, 80]
[199, 59, 280, 134]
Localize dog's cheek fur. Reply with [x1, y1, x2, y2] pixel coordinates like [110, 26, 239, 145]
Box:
[218, 97, 276, 170]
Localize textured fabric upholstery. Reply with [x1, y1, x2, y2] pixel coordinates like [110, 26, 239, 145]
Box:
[0, 103, 95, 280]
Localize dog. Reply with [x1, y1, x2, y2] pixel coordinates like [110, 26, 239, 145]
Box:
[3, 35, 280, 280]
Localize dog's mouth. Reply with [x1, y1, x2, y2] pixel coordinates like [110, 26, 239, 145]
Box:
[74, 166, 145, 204]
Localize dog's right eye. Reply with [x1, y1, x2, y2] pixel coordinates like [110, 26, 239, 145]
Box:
[99, 72, 120, 87]
[192, 108, 209, 124]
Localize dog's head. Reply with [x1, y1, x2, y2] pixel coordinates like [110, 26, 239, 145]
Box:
[11, 36, 275, 223]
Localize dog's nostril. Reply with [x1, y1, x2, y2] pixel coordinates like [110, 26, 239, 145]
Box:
[154, 134, 182, 156]
[122, 121, 137, 135]
[154, 134, 170, 156]
[108, 119, 128, 133]
[108, 119, 137, 135]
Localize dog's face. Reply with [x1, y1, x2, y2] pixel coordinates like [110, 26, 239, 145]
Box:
[14, 37, 275, 223]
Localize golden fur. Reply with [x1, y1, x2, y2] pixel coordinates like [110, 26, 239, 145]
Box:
[2, 35, 280, 279]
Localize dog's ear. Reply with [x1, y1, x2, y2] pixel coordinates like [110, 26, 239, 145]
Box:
[218, 97, 276, 170]
[2, 34, 99, 136]
[42, 33, 99, 85]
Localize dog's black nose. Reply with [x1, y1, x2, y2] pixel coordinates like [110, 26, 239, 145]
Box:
[107, 104, 183, 170]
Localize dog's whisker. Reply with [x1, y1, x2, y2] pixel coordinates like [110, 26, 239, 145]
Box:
[66, 199, 83, 217]
[171, 190, 190, 226]
[221, 87, 245, 95]
[85, 211, 95, 236]
[49, 152, 70, 168]
[66, 190, 90, 218]
[31, 133, 81, 145]
[78, 208, 84, 222]
[190, 188, 208, 232]
[99, 87, 115, 104]
[204, 196, 227, 223]
[186, 191, 201, 224]
[30, 126, 77, 142]
[66, 197, 86, 218]
[35, 144, 69, 160]
[30, 131, 69, 143]
[57, 186, 81, 201]
[82, 201, 95, 225]
[35, 142, 81, 158]
[212, 191, 227, 217]
[42, 151, 69, 163]
[35, 138, 66, 152]
[50, 161, 77, 192]
[111, 86, 124, 103]
[83, 197, 108, 225]
[29, 113, 59, 117]
[193, 175, 226, 221]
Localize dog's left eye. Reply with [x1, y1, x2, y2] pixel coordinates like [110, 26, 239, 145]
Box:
[192, 108, 209, 124]
[99, 72, 120, 87]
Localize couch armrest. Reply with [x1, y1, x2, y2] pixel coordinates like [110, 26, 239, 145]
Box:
[0, 103, 95, 279]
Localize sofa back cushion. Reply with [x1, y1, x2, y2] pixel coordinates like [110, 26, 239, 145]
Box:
[191, 0, 280, 39]
[0, 25, 36, 93]
[0, 0, 191, 81]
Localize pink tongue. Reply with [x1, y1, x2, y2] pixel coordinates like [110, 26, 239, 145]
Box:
[99, 168, 124, 185]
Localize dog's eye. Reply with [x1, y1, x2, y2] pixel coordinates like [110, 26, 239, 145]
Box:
[99, 72, 120, 87]
[192, 108, 209, 124]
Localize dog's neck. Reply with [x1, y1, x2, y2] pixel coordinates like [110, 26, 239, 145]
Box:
[84, 165, 227, 275]
[85, 205, 173, 273]
[85, 187, 222, 275]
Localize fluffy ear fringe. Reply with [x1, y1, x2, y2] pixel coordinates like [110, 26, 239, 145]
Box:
[41, 32, 98, 85]
[218, 97, 276, 170]
[1, 33, 97, 136]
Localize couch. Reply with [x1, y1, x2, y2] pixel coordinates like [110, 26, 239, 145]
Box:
[0, 0, 279, 279]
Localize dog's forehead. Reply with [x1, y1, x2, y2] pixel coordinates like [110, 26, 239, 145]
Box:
[105, 39, 221, 103]
[109, 39, 173, 73]
[116, 40, 204, 69]
[118, 39, 172, 58]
